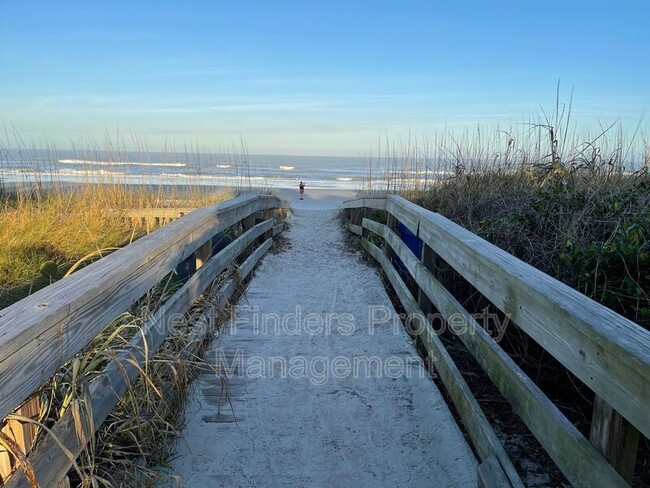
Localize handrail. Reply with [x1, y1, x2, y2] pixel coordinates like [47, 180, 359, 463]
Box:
[344, 194, 649, 486]
[0, 193, 287, 486]
[362, 218, 624, 487]
[360, 236, 523, 487]
[0, 194, 285, 423]
[341, 196, 387, 210]
[385, 195, 650, 440]
[5, 215, 282, 487]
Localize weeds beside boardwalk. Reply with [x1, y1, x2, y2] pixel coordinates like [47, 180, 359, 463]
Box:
[361, 118, 650, 485]
[364, 118, 650, 329]
[0, 182, 241, 486]
[0, 182, 231, 308]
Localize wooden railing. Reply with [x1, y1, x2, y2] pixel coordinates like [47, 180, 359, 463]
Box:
[0, 193, 288, 487]
[124, 207, 196, 227]
[343, 195, 650, 488]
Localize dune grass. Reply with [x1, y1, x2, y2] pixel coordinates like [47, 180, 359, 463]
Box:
[0, 132, 265, 308]
[361, 106, 650, 484]
[1, 269, 239, 487]
[0, 180, 232, 309]
[363, 110, 650, 328]
[0, 135, 276, 486]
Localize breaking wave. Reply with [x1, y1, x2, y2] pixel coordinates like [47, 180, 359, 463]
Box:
[58, 159, 186, 168]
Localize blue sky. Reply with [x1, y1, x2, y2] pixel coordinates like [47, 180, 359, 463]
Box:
[1, 0, 648, 156]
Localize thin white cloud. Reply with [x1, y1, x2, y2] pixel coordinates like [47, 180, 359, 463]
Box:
[141, 68, 259, 77]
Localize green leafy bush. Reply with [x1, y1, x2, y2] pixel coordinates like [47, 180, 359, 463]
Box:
[561, 213, 650, 326]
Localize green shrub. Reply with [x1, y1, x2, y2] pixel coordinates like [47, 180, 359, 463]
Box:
[561, 213, 650, 326]
[406, 169, 650, 330]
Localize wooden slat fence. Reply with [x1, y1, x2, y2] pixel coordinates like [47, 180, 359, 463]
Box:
[343, 195, 650, 488]
[0, 193, 288, 487]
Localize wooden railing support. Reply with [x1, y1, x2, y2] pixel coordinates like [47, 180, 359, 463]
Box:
[195, 240, 212, 270]
[342, 194, 650, 487]
[240, 214, 256, 262]
[417, 244, 435, 316]
[262, 209, 274, 241]
[0, 396, 41, 483]
[211, 231, 229, 257]
[1, 194, 288, 487]
[590, 396, 640, 484]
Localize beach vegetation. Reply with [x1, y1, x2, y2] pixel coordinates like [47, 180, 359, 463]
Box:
[360, 97, 650, 484]
[0, 141, 254, 485]
[0, 137, 241, 309]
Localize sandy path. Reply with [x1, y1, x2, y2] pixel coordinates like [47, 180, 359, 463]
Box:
[165, 195, 477, 487]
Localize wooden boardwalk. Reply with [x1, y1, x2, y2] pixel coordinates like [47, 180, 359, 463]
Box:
[3, 192, 648, 487]
[166, 206, 478, 487]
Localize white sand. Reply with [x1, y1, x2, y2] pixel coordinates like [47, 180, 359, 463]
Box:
[163, 190, 477, 487]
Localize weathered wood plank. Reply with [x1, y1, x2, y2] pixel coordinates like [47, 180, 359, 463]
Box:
[0, 194, 284, 422]
[386, 197, 420, 236]
[0, 396, 40, 483]
[360, 237, 523, 488]
[240, 238, 273, 279]
[590, 396, 640, 484]
[365, 218, 627, 487]
[478, 456, 513, 488]
[5, 219, 275, 488]
[347, 223, 363, 236]
[342, 197, 387, 210]
[0, 447, 10, 482]
[385, 195, 650, 440]
[124, 207, 196, 222]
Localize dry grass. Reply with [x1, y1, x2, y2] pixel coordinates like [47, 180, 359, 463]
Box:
[0, 132, 263, 307]
[0, 182, 232, 308]
[359, 102, 650, 485]
[361, 102, 650, 327]
[2, 271, 240, 487]
[0, 136, 275, 486]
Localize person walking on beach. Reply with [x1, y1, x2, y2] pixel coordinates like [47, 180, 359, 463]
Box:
[299, 181, 305, 200]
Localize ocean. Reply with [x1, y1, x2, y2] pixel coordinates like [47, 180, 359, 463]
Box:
[0, 149, 372, 191]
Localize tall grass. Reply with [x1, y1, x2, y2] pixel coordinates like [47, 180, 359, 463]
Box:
[362, 105, 650, 328]
[0, 132, 260, 485]
[2, 270, 239, 487]
[0, 134, 255, 308]
[361, 102, 650, 484]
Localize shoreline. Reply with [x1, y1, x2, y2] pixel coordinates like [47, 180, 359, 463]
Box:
[0, 180, 358, 209]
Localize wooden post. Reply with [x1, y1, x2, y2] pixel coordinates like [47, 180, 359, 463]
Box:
[240, 214, 256, 262]
[352, 207, 361, 225]
[241, 214, 255, 233]
[253, 210, 265, 225]
[0, 396, 41, 482]
[0, 443, 11, 482]
[195, 240, 212, 270]
[175, 255, 195, 282]
[262, 209, 274, 241]
[381, 212, 399, 288]
[589, 395, 639, 484]
[211, 231, 228, 257]
[418, 244, 435, 316]
[385, 212, 397, 254]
